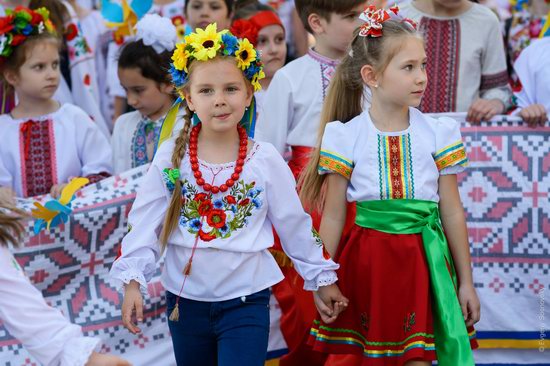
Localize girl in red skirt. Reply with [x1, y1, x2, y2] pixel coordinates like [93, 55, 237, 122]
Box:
[300, 6, 480, 366]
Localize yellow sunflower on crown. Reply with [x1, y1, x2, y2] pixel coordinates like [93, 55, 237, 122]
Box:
[188, 23, 223, 61]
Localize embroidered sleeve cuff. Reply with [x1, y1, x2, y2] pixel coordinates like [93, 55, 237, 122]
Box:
[440, 164, 466, 176]
[60, 336, 101, 366]
[303, 270, 338, 291]
[434, 141, 468, 172]
[318, 150, 353, 179]
[112, 268, 149, 297]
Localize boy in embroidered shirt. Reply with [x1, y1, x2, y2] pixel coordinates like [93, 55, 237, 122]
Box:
[255, 0, 368, 159]
[401, 0, 513, 123]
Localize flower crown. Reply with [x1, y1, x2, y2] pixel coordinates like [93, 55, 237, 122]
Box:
[0, 6, 56, 62]
[359, 5, 417, 38]
[169, 23, 265, 98]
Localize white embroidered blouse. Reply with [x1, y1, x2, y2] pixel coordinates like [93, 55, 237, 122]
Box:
[110, 139, 338, 301]
[318, 108, 468, 203]
[0, 104, 113, 198]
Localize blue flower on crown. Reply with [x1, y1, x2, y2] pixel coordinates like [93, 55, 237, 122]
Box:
[221, 33, 238, 55]
[170, 64, 187, 87]
[244, 63, 260, 80]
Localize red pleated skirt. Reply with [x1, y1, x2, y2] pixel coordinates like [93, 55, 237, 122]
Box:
[308, 225, 477, 366]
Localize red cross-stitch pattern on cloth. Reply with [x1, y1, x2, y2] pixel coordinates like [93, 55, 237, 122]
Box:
[419, 18, 461, 113]
[19, 120, 57, 197]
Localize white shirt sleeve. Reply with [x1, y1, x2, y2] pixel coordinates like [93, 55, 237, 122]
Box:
[479, 13, 513, 108]
[0, 155, 13, 189]
[433, 117, 469, 175]
[109, 158, 169, 296]
[263, 144, 339, 290]
[513, 42, 535, 109]
[0, 246, 100, 366]
[73, 106, 114, 176]
[255, 71, 293, 155]
[318, 121, 355, 180]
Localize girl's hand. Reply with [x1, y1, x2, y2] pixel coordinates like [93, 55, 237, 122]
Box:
[86, 352, 132, 366]
[0, 187, 16, 206]
[314, 284, 349, 324]
[122, 280, 144, 334]
[50, 183, 68, 199]
[519, 104, 548, 127]
[467, 99, 505, 124]
[458, 284, 480, 327]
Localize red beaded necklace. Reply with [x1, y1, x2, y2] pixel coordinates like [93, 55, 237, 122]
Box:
[189, 124, 248, 194]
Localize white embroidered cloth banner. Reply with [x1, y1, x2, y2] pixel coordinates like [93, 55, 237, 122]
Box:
[0, 115, 548, 364]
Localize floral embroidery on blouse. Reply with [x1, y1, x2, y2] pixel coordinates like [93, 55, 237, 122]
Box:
[312, 228, 331, 260]
[162, 170, 264, 242]
[65, 22, 92, 61]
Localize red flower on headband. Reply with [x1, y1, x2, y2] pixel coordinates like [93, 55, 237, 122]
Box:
[11, 34, 26, 46]
[359, 5, 390, 38]
[30, 11, 43, 26]
[0, 15, 14, 34]
[230, 19, 259, 45]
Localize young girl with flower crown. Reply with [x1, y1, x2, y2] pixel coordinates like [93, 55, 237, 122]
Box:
[111, 14, 180, 174]
[0, 6, 112, 203]
[301, 6, 480, 366]
[0, 204, 130, 366]
[110, 23, 348, 366]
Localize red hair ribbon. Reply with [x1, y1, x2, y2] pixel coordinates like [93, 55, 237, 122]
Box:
[359, 5, 417, 38]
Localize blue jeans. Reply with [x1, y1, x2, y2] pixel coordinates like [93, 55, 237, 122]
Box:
[166, 288, 270, 366]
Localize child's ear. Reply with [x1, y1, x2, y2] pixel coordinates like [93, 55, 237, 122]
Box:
[160, 82, 175, 96]
[183, 89, 195, 111]
[360, 64, 379, 89]
[308, 13, 326, 35]
[3, 69, 18, 87]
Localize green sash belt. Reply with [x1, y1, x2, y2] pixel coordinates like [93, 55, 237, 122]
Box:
[355, 199, 474, 366]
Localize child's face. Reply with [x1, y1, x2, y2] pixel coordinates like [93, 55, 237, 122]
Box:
[118, 67, 174, 121]
[185, 58, 253, 134]
[256, 25, 286, 80]
[185, 0, 232, 31]
[375, 37, 427, 108]
[318, 2, 367, 58]
[7, 42, 60, 101]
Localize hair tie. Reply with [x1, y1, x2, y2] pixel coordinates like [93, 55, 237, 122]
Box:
[136, 14, 177, 54]
[359, 5, 417, 38]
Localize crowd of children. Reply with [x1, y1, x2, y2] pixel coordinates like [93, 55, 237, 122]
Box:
[0, 0, 548, 365]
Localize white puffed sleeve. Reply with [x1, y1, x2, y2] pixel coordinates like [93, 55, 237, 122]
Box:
[318, 121, 355, 180]
[0, 155, 13, 190]
[263, 143, 339, 290]
[109, 147, 170, 296]
[72, 106, 114, 176]
[433, 117, 469, 175]
[255, 71, 293, 155]
[0, 246, 100, 366]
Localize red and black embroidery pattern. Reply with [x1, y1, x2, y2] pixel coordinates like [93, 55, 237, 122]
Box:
[419, 18, 461, 113]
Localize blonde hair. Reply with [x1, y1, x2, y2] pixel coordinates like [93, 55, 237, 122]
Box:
[299, 20, 421, 210]
[0, 205, 26, 248]
[158, 57, 253, 250]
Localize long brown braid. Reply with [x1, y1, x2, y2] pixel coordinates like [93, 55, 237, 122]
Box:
[159, 104, 193, 252]
[0, 205, 26, 248]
